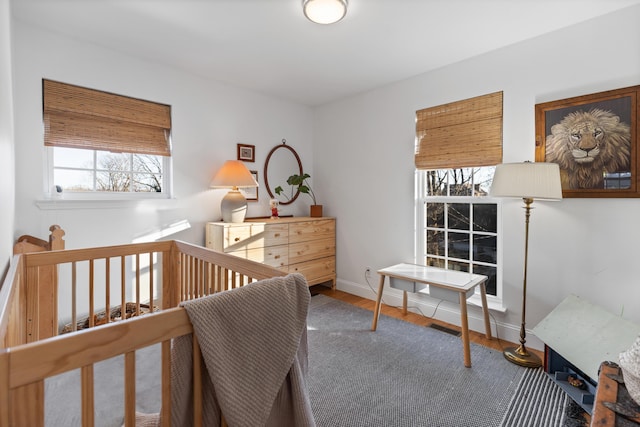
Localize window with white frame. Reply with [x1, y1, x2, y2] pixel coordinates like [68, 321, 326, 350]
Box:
[415, 167, 500, 298]
[43, 79, 172, 198]
[414, 91, 503, 301]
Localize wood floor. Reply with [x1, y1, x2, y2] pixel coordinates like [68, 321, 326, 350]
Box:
[312, 286, 544, 361]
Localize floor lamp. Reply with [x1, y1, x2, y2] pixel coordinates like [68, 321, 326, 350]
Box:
[490, 161, 562, 368]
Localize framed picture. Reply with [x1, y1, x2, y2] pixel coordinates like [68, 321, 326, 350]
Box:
[242, 170, 258, 201]
[535, 85, 640, 198]
[237, 143, 255, 162]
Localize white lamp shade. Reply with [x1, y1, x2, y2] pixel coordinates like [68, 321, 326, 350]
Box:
[303, 0, 348, 24]
[490, 162, 562, 200]
[210, 160, 258, 189]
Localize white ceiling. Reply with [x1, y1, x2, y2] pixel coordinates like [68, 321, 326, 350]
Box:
[11, 0, 640, 106]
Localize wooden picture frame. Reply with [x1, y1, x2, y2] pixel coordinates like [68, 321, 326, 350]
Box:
[242, 170, 258, 201]
[535, 85, 640, 198]
[237, 143, 255, 162]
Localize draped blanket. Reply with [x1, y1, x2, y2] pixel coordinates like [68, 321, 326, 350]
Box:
[134, 273, 315, 427]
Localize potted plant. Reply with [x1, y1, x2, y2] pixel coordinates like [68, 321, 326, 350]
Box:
[275, 173, 323, 217]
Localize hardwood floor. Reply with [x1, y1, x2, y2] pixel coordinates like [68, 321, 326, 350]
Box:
[312, 286, 544, 361]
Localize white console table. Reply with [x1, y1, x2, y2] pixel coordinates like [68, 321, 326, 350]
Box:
[371, 263, 492, 368]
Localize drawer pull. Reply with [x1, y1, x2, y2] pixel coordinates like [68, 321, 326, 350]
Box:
[275, 233, 280, 237]
[275, 255, 280, 259]
[234, 237, 240, 242]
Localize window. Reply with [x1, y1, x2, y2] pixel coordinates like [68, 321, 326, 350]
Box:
[414, 91, 504, 301]
[42, 79, 172, 198]
[51, 147, 167, 193]
[416, 167, 501, 298]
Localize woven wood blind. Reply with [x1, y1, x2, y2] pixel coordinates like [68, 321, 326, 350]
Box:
[43, 79, 171, 156]
[415, 91, 503, 170]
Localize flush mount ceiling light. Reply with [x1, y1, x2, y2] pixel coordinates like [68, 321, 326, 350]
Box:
[302, 0, 348, 25]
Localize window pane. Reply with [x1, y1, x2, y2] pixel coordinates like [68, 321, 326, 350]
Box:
[426, 203, 445, 228]
[96, 170, 131, 192]
[448, 231, 469, 260]
[426, 230, 445, 257]
[426, 170, 447, 196]
[97, 151, 130, 171]
[448, 203, 470, 230]
[53, 147, 93, 168]
[426, 257, 445, 268]
[473, 204, 497, 233]
[133, 174, 162, 192]
[54, 169, 94, 191]
[448, 260, 469, 272]
[473, 264, 497, 296]
[449, 169, 473, 196]
[474, 166, 495, 195]
[473, 235, 497, 263]
[133, 154, 162, 174]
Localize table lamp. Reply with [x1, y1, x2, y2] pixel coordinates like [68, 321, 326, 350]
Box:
[210, 160, 258, 223]
[490, 161, 562, 368]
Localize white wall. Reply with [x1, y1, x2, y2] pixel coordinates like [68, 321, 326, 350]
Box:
[0, 0, 15, 281]
[11, 21, 314, 251]
[314, 5, 640, 349]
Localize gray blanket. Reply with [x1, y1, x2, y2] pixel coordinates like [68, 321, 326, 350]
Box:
[164, 273, 315, 427]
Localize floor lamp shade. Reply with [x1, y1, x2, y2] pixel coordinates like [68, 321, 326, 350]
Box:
[490, 161, 562, 367]
[210, 160, 258, 223]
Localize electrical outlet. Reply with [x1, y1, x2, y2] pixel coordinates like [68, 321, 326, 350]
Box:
[365, 267, 371, 278]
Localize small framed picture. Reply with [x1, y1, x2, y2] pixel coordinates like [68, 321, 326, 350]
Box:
[237, 143, 255, 162]
[242, 170, 258, 201]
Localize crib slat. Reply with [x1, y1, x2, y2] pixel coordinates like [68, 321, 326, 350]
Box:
[72, 261, 77, 332]
[124, 351, 136, 426]
[81, 365, 95, 427]
[161, 340, 171, 426]
[193, 334, 202, 427]
[89, 260, 95, 328]
[105, 258, 111, 324]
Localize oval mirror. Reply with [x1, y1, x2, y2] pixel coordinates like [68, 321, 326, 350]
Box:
[264, 140, 303, 205]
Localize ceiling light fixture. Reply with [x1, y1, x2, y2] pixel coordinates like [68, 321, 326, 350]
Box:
[302, 0, 348, 25]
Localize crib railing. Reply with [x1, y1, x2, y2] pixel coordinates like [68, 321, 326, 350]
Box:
[1, 240, 285, 347]
[0, 240, 286, 426]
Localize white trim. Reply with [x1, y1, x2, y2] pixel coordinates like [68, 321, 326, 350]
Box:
[36, 197, 178, 210]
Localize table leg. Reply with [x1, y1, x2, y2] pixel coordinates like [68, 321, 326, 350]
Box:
[459, 292, 471, 368]
[371, 275, 386, 331]
[402, 290, 408, 315]
[480, 282, 492, 339]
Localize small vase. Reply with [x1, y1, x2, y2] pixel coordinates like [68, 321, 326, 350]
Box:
[310, 205, 323, 217]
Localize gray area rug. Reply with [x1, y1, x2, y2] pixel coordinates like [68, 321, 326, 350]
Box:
[307, 294, 526, 427]
[44, 293, 573, 426]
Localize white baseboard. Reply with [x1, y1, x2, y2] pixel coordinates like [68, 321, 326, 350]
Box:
[335, 278, 544, 352]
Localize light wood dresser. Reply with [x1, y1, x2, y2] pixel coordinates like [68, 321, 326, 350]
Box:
[206, 217, 336, 288]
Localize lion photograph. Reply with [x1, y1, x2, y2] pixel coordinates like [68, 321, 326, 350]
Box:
[545, 107, 631, 190]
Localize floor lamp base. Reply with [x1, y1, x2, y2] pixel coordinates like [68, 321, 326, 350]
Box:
[503, 345, 542, 368]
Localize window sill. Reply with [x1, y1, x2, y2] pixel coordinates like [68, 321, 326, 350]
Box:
[467, 294, 507, 313]
[36, 197, 176, 210]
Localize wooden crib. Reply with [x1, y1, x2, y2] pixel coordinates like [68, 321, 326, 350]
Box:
[0, 228, 287, 426]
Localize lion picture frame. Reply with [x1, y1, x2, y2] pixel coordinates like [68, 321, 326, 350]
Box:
[535, 85, 640, 198]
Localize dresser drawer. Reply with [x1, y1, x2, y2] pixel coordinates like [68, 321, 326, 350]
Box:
[289, 256, 336, 285]
[223, 223, 288, 251]
[289, 219, 335, 244]
[289, 238, 335, 264]
[228, 245, 288, 269]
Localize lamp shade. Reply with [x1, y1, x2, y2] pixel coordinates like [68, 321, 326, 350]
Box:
[210, 160, 258, 189]
[302, 0, 348, 24]
[490, 161, 562, 200]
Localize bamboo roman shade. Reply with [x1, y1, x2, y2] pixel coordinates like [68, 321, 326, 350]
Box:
[43, 79, 171, 156]
[415, 91, 503, 170]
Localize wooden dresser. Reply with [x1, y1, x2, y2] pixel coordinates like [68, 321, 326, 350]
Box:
[206, 217, 336, 288]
